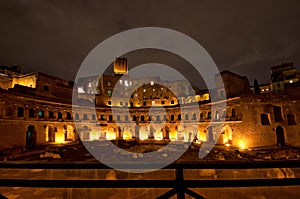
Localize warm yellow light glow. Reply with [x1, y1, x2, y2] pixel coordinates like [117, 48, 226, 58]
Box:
[225, 143, 231, 147]
[169, 131, 177, 140]
[12, 76, 37, 89]
[223, 137, 229, 144]
[154, 131, 163, 140]
[139, 131, 149, 140]
[122, 132, 132, 140]
[203, 93, 210, 100]
[198, 132, 207, 141]
[90, 131, 100, 141]
[55, 132, 65, 143]
[106, 131, 116, 140]
[239, 140, 246, 150]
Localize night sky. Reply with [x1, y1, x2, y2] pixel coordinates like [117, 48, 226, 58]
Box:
[0, 0, 299, 86]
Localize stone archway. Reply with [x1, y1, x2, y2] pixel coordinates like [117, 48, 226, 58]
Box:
[162, 126, 170, 139]
[276, 126, 285, 148]
[47, 126, 55, 142]
[82, 126, 90, 141]
[217, 125, 233, 145]
[66, 125, 75, 141]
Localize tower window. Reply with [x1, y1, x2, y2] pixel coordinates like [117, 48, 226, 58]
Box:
[273, 106, 283, 122]
[261, 114, 270, 125]
[44, 85, 49, 92]
[287, 114, 296, 125]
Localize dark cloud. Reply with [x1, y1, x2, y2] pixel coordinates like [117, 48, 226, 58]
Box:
[0, 0, 299, 85]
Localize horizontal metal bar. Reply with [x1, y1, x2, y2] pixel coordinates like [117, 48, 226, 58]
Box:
[1, 160, 300, 169]
[0, 179, 175, 188]
[0, 178, 299, 188]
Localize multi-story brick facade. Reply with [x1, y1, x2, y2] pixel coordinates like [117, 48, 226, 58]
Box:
[0, 60, 300, 149]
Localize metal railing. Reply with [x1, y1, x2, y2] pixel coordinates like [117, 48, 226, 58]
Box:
[1, 160, 300, 199]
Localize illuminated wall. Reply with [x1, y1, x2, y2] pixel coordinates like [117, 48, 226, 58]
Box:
[12, 74, 37, 88]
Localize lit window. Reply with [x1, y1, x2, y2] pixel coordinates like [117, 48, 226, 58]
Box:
[108, 90, 112, 96]
[161, 87, 163, 90]
[150, 81, 154, 86]
[129, 81, 132, 86]
[262, 89, 265, 92]
[290, 80, 293, 83]
[108, 81, 111, 86]
[152, 101, 155, 105]
[134, 93, 138, 97]
[153, 89, 155, 92]
[125, 80, 128, 87]
[88, 82, 92, 87]
[143, 89, 146, 92]
[119, 80, 123, 84]
[266, 88, 269, 91]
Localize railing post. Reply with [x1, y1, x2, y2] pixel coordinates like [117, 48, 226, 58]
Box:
[176, 168, 185, 199]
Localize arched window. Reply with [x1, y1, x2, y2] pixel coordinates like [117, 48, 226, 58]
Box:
[83, 113, 88, 120]
[17, 107, 24, 117]
[171, 100, 174, 104]
[170, 114, 174, 121]
[141, 115, 145, 122]
[156, 115, 160, 121]
[38, 110, 44, 118]
[125, 115, 129, 121]
[6, 107, 13, 116]
[215, 111, 219, 120]
[200, 113, 204, 120]
[92, 114, 96, 120]
[185, 114, 189, 120]
[177, 114, 181, 121]
[67, 112, 72, 120]
[57, 112, 62, 119]
[117, 115, 121, 121]
[100, 114, 105, 120]
[48, 111, 55, 119]
[75, 113, 80, 120]
[207, 112, 211, 119]
[192, 113, 196, 120]
[109, 115, 113, 121]
[133, 115, 137, 121]
[29, 108, 35, 118]
[163, 115, 167, 121]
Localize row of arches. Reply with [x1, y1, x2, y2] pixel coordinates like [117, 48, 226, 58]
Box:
[5, 106, 73, 120]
